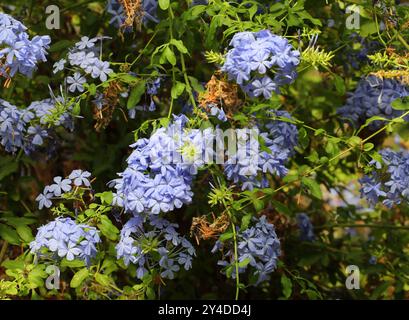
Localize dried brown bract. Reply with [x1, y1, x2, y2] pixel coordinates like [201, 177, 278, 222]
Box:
[119, 0, 144, 30]
[0, 60, 12, 88]
[92, 81, 125, 132]
[370, 69, 409, 85]
[199, 73, 242, 119]
[190, 213, 230, 245]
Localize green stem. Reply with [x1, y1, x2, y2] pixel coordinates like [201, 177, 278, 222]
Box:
[396, 32, 409, 51]
[168, 6, 177, 118]
[180, 52, 197, 112]
[222, 199, 240, 300]
[130, 30, 158, 67]
[231, 221, 240, 300]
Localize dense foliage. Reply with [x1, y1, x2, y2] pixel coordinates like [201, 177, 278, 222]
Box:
[0, 0, 408, 300]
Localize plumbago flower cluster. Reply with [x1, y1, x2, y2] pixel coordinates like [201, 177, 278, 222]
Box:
[212, 216, 281, 285]
[53, 36, 113, 94]
[110, 114, 213, 215]
[30, 217, 100, 265]
[221, 30, 300, 99]
[338, 75, 409, 129]
[0, 98, 74, 154]
[360, 148, 409, 208]
[0, 13, 50, 78]
[116, 215, 195, 279]
[35, 169, 92, 209]
[224, 110, 298, 190]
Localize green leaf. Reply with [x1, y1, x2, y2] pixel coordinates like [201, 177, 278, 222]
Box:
[171, 81, 186, 99]
[360, 21, 378, 37]
[72, 102, 81, 116]
[347, 136, 362, 147]
[16, 225, 33, 243]
[241, 214, 252, 230]
[0, 224, 20, 245]
[95, 191, 114, 205]
[334, 75, 346, 95]
[118, 73, 139, 84]
[158, 0, 170, 10]
[98, 215, 119, 241]
[4, 217, 36, 227]
[127, 80, 146, 109]
[1, 259, 25, 270]
[169, 39, 188, 54]
[189, 5, 206, 18]
[95, 273, 112, 287]
[238, 258, 250, 268]
[363, 143, 374, 152]
[298, 127, 309, 149]
[49, 40, 72, 53]
[219, 231, 233, 242]
[359, 116, 388, 131]
[101, 259, 118, 275]
[88, 83, 97, 95]
[301, 177, 322, 200]
[159, 117, 170, 128]
[163, 46, 176, 66]
[146, 286, 156, 299]
[252, 198, 264, 211]
[391, 97, 409, 110]
[60, 259, 85, 268]
[0, 160, 18, 181]
[281, 274, 293, 299]
[271, 200, 291, 216]
[70, 268, 89, 288]
[188, 76, 204, 93]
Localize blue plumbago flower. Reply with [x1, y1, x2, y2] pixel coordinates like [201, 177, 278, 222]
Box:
[92, 92, 108, 110]
[224, 110, 298, 190]
[338, 76, 409, 129]
[0, 13, 51, 78]
[55, 37, 113, 91]
[248, 76, 277, 99]
[30, 217, 100, 265]
[66, 72, 87, 93]
[221, 30, 300, 99]
[207, 103, 228, 122]
[35, 192, 53, 210]
[36, 169, 92, 209]
[296, 213, 315, 241]
[116, 215, 195, 280]
[146, 77, 161, 95]
[53, 59, 66, 74]
[75, 36, 97, 50]
[212, 216, 281, 285]
[111, 114, 214, 215]
[106, 0, 159, 29]
[0, 98, 73, 154]
[360, 148, 409, 207]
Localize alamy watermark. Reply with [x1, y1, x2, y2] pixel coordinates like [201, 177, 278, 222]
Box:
[45, 265, 60, 290]
[45, 5, 60, 30]
[345, 265, 360, 290]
